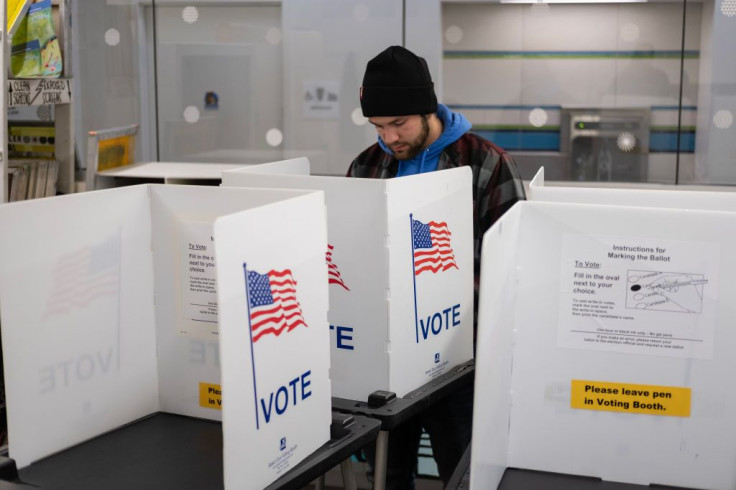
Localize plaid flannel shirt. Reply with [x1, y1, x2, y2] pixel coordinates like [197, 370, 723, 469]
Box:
[347, 131, 526, 318]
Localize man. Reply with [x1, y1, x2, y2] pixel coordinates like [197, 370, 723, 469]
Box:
[348, 45, 526, 489]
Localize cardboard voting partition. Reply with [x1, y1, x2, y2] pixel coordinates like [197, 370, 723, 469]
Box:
[225, 156, 310, 176]
[222, 166, 474, 401]
[0, 187, 159, 468]
[529, 167, 736, 211]
[215, 191, 331, 489]
[94, 157, 308, 190]
[0, 184, 331, 488]
[472, 200, 736, 490]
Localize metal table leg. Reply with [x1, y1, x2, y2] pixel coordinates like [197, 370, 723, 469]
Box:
[313, 474, 325, 490]
[339, 458, 358, 490]
[373, 430, 389, 490]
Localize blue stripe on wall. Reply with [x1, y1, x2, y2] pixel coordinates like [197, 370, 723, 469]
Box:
[444, 50, 699, 58]
[650, 106, 698, 111]
[650, 131, 696, 153]
[474, 130, 560, 151]
[448, 104, 562, 111]
[450, 104, 696, 112]
[474, 129, 695, 153]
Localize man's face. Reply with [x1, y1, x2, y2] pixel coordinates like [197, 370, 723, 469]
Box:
[369, 114, 430, 160]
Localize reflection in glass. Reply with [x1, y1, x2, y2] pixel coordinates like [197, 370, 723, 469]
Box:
[529, 108, 548, 128]
[620, 22, 640, 43]
[351, 108, 368, 126]
[265, 27, 282, 45]
[104, 28, 120, 47]
[353, 4, 370, 23]
[720, 0, 736, 17]
[712, 110, 733, 130]
[265, 128, 283, 147]
[183, 106, 200, 124]
[182, 6, 199, 24]
[445, 25, 463, 44]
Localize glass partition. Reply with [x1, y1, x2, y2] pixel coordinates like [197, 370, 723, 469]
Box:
[690, 0, 736, 185]
[71, 0, 736, 185]
[441, 0, 706, 184]
[150, 0, 406, 174]
[73, 0, 150, 170]
[152, 4, 283, 163]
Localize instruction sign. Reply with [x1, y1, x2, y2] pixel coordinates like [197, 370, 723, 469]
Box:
[570, 379, 691, 417]
[8, 79, 71, 107]
[199, 382, 222, 410]
[179, 220, 218, 339]
[558, 234, 719, 359]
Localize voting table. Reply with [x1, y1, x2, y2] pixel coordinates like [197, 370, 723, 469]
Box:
[332, 359, 474, 490]
[10, 412, 380, 490]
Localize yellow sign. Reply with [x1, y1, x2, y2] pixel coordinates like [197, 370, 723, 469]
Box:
[8, 125, 55, 155]
[97, 134, 135, 171]
[571, 380, 691, 417]
[199, 382, 222, 410]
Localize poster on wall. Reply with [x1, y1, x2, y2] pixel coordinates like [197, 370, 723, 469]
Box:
[179, 220, 218, 339]
[302, 80, 339, 119]
[557, 234, 720, 359]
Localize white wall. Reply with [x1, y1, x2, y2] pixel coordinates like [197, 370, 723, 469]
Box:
[442, 2, 701, 107]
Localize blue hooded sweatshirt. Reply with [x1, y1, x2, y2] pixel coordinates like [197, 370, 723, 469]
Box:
[377, 103, 472, 177]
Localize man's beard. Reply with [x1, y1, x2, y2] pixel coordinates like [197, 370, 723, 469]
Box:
[391, 115, 430, 160]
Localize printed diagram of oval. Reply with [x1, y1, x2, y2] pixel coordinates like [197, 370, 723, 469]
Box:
[626, 270, 708, 313]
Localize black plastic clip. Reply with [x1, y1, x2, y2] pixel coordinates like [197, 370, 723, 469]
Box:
[330, 412, 355, 439]
[367, 390, 396, 409]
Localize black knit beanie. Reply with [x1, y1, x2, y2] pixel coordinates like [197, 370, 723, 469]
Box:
[360, 46, 438, 117]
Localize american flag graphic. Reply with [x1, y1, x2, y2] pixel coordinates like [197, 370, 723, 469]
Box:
[326, 244, 350, 291]
[412, 218, 458, 276]
[44, 233, 120, 316]
[247, 268, 308, 343]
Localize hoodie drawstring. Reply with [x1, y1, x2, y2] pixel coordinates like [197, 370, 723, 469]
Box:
[419, 148, 428, 173]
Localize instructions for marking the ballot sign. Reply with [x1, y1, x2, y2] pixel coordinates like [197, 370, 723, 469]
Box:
[180, 220, 218, 339]
[558, 234, 719, 359]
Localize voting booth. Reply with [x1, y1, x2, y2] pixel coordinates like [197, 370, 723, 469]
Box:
[0, 184, 331, 489]
[222, 162, 474, 401]
[214, 188, 332, 489]
[471, 199, 736, 490]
